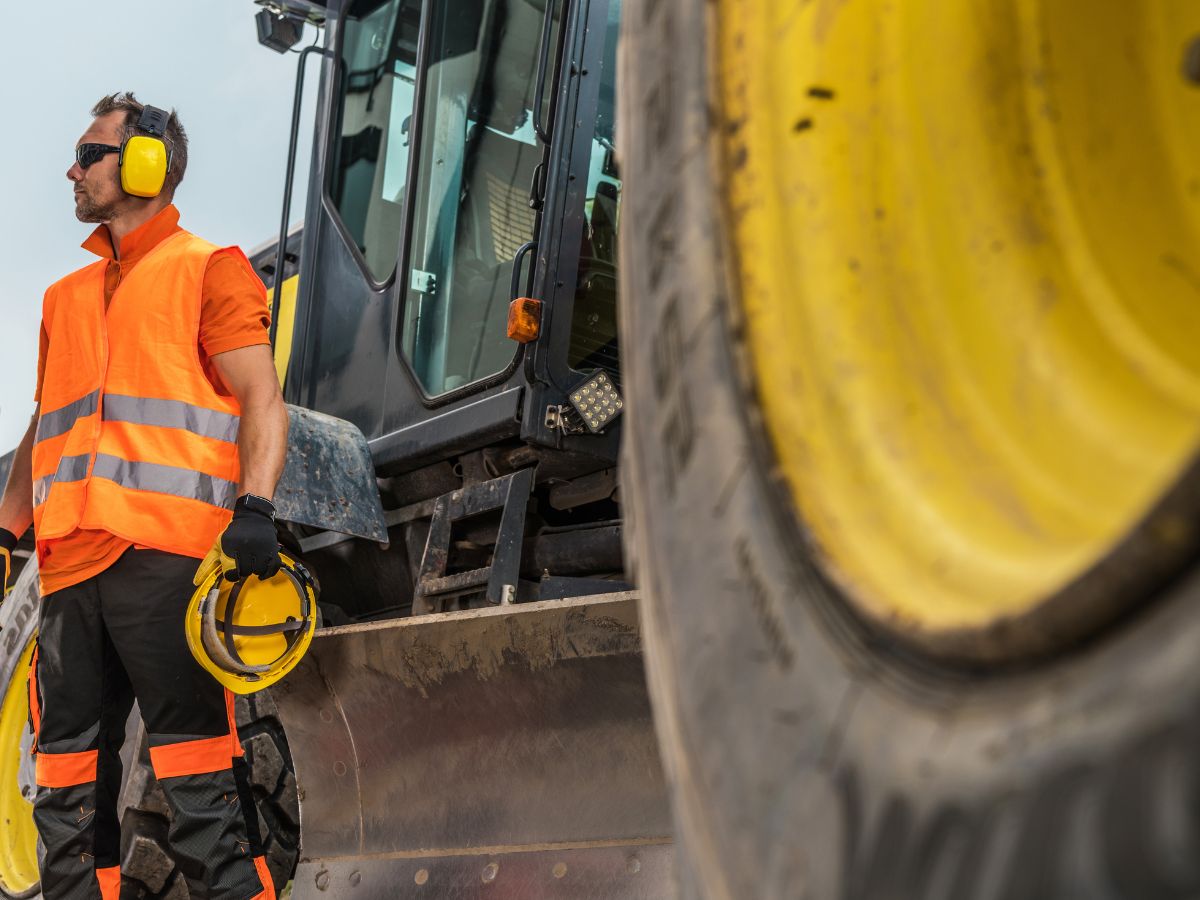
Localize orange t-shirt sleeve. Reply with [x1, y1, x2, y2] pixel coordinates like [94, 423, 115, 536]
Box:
[199, 251, 272, 359]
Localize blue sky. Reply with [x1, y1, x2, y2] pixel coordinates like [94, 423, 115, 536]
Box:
[0, 0, 317, 450]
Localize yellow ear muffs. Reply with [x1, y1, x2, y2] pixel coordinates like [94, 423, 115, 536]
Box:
[119, 134, 168, 198]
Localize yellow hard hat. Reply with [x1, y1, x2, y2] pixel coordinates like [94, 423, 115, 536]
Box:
[185, 550, 318, 695]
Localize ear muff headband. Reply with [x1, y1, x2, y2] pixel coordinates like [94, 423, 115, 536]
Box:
[118, 104, 173, 198]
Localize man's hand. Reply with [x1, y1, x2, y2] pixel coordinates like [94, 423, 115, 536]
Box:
[196, 495, 281, 584]
[0, 528, 17, 596]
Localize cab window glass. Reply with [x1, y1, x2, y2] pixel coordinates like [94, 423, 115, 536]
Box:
[399, 0, 558, 395]
[329, 0, 422, 282]
[568, 0, 622, 383]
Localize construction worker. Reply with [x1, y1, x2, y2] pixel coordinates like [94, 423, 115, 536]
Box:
[0, 93, 288, 899]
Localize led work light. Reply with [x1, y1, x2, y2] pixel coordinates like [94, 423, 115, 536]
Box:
[568, 371, 624, 434]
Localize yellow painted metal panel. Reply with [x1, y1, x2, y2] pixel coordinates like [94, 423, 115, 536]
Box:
[273, 275, 300, 389]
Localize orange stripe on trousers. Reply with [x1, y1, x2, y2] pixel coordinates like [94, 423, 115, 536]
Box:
[226, 688, 244, 758]
[250, 856, 277, 900]
[149, 735, 238, 779]
[36, 749, 98, 788]
[27, 644, 40, 754]
[149, 689, 244, 779]
[96, 865, 120, 900]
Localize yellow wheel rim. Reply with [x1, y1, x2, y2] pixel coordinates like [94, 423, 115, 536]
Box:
[0, 638, 38, 896]
[718, 1, 1200, 654]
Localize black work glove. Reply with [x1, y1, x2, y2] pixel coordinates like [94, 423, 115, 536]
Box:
[214, 494, 281, 582]
[0, 528, 16, 596]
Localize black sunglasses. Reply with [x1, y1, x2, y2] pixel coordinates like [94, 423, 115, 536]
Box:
[75, 143, 121, 169]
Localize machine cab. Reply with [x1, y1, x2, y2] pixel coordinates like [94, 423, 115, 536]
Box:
[275, 0, 624, 477]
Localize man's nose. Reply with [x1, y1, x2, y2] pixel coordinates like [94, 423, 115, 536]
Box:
[67, 161, 83, 182]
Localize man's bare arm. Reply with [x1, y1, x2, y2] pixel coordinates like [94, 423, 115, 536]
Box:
[0, 408, 39, 537]
[211, 345, 288, 500]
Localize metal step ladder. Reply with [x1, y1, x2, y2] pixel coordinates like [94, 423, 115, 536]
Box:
[413, 468, 535, 614]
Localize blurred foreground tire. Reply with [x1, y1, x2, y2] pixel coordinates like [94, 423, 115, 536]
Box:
[619, 1, 1200, 897]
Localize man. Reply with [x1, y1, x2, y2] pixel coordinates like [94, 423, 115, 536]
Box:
[0, 93, 289, 899]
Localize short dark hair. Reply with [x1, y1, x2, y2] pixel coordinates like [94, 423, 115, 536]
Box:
[91, 92, 188, 197]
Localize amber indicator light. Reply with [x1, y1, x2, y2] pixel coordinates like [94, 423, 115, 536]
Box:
[507, 297, 542, 343]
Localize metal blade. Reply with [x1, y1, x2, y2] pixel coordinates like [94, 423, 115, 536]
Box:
[270, 592, 674, 899]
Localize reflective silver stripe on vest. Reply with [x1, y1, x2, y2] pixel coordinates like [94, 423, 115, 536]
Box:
[35, 390, 100, 444]
[102, 394, 240, 444]
[91, 454, 238, 510]
[32, 454, 92, 507]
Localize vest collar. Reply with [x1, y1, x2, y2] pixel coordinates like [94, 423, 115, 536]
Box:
[82, 204, 182, 265]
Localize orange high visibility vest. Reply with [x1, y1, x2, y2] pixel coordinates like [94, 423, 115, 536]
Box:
[32, 230, 253, 560]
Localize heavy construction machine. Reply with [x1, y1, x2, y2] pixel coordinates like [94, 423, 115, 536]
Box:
[4, 0, 662, 897]
[4, 0, 1200, 897]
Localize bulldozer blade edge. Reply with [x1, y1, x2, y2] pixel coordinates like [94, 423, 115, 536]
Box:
[269, 592, 674, 899]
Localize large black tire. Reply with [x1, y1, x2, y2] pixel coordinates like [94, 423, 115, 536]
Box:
[0, 559, 298, 900]
[618, 3, 1200, 898]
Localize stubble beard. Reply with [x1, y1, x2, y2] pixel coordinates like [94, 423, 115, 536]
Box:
[74, 190, 119, 224]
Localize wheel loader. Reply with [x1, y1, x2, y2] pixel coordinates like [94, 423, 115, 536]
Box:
[3, 0, 1200, 897]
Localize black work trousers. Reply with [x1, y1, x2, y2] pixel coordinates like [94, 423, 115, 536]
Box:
[32, 548, 273, 900]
